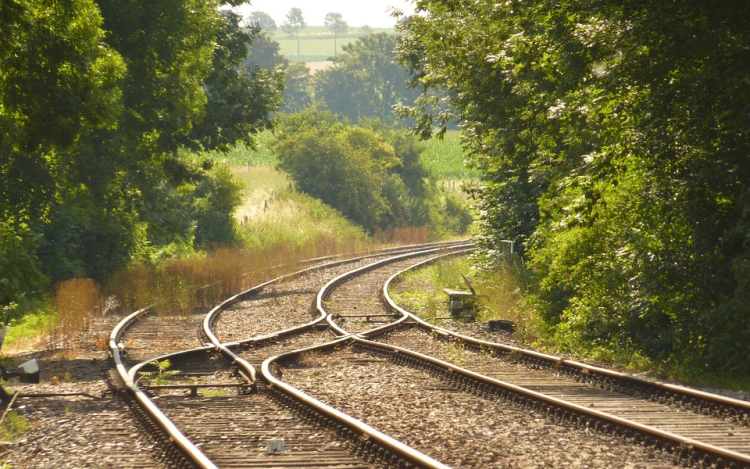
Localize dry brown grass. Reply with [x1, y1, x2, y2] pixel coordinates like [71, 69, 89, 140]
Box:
[39, 223, 442, 348]
[49, 278, 100, 350]
[374, 226, 432, 245]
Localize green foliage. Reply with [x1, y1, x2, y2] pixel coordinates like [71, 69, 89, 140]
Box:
[2, 307, 56, 351]
[324, 13, 349, 54]
[1, 0, 281, 308]
[141, 359, 180, 385]
[400, 0, 750, 377]
[237, 188, 370, 251]
[0, 411, 30, 442]
[0, 223, 47, 307]
[0, 0, 125, 152]
[245, 31, 288, 71]
[275, 110, 390, 230]
[421, 131, 481, 180]
[281, 8, 306, 55]
[192, 161, 244, 248]
[282, 62, 314, 113]
[209, 130, 277, 167]
[249, 11, 276, 35]
[313, 33, 420, 124]
[181, 10, 284, 153]
[274, 110, 473, 234]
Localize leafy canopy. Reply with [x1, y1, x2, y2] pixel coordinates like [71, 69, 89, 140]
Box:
[1, 0, 282, 305]
[281, 7, 306, 54]
[397, 0, 750, 376]
[249, 11, 276, 35]
[324, 12, 349, 54]
[314, 33, 420, 124]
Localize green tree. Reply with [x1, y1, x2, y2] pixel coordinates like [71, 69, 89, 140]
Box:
[324, 12, 349, 55]
[397, 0, 750, 375]
[182, 10, 284, 153]
[249, 11, 276, 35]
[2, 0, 280, 301]
[275, 110, 392, 230]
[1, 0, 126, 294]
[313, 33, 419, 124]
[274, 110, 470, 234]
[282, 62, 313, 113]
[281, 8, 306, 55]
[245, 32, 288, 71]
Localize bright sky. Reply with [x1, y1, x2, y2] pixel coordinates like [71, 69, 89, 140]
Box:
[237, 0, 416, 28]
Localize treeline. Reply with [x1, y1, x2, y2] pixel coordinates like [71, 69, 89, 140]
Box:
[247, 31, 419, 124]
[1, 1, 472, 320]
[1, 1, 282, 309]
[243, 30, 471, 235]
[275, 110, 472, 236]
[398, 1, 750, 376]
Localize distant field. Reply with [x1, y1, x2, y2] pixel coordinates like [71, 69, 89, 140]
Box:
[271, 26, 395, 62]
[421, 130, 481, 180]
[214, 129, 479, 182]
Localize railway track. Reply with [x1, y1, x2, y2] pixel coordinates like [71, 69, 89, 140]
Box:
[263, 249, 750, 468]
[376, 254, 750, 467]
[107, 242, 750, 468]
[109, 242, 469, 469]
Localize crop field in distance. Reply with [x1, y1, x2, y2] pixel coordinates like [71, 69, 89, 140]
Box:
[270, 26, 395, 62]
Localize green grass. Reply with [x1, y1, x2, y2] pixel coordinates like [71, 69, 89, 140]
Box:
[271, 26, 395, 63]
[206, 130, 277, 167]
[0, 411, 30, 442]
[237, 185, 369, 250]
[390, 256, 532, 334]
[3, 309, 56, 352]
[230, 163, 369, 252]
[389, 256, 472, 321]
[421, 130, 481, 180]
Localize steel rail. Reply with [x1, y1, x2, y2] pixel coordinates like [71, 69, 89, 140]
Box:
[109, 306, 219, 469]
[372, 251, 750, 469]
[108, 242, 471, 469]
[202, 242, 473, 381]
[352, 337, 750, 469]
[379, 253, 750, 424]
[261, 342, 453, 469]
[317, 243, 476, 338]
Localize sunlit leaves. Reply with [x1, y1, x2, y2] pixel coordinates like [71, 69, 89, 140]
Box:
[400, 0, 750, 375]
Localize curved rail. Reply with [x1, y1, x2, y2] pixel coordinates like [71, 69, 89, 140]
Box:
[372, 251, 750, 469]
[109, 241, 472, 469]
[261, 341, 452, 469]
[109, 306, 218, 469]
[317, 243, 476, 337]
[380, 253, 750, 424]
[202, 242, 472, 383]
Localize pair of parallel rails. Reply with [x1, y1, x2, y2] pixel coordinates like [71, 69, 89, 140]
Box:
[109, 242, 750, 469]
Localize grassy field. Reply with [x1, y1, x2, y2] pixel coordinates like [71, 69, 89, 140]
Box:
[230, 165, 369, 251]
[421, 130, 481, 180]
[271, 26, 395, 62]
[212, 129, 479, 181]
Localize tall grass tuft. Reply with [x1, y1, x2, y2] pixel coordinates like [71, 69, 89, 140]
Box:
[50, 278, 100, 350]
[373, 226, 431, 245]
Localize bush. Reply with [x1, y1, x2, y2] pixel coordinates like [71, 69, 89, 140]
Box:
[0, 222, 47, 308]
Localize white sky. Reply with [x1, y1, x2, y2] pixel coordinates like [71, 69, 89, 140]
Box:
[237, 0, 416, 28]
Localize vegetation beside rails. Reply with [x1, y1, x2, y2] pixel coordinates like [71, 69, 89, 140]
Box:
[389, 256, 537, 344]
[392, 256, 750, 393]
[0, 409, 29, 442]
[211, 129, 478, 183]
[420, 131, 481, 181]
